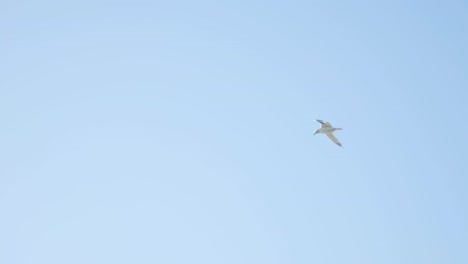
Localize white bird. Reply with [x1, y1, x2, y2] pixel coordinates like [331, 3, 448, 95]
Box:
[314, 119, 343, 147]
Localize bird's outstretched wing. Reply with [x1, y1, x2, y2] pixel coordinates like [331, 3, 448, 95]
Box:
[315, 119, 332, 128]
[326, 132, 342, 147]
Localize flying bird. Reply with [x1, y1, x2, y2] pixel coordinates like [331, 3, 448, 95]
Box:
[314, 119, 343, 147]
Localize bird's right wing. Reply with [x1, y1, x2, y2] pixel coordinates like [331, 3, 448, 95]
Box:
[326, 132, 342, 147]
[315, 119, 331, 128]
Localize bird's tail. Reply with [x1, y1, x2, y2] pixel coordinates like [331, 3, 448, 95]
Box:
[335, 128, 343, 131]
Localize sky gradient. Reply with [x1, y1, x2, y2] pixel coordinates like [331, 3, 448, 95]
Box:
[1, 1, 468, 263]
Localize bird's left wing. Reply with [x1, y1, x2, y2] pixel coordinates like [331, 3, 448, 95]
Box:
[326, 133, 342, 147]
[315, 119, 331, 128]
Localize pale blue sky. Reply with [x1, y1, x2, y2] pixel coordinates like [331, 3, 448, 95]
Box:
[1, 1, 468, 263]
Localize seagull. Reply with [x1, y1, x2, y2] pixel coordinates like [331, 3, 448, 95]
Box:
[314, 119, 343, 147]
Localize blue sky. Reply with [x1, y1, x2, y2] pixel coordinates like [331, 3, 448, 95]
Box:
[1, 1, 467, 263]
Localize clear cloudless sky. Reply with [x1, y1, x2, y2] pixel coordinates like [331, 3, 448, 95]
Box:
[1, 0, 468, 263]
